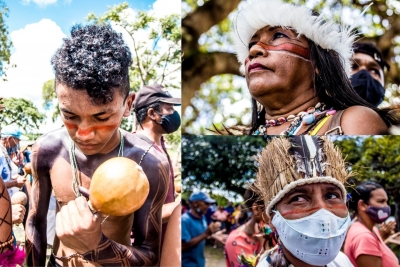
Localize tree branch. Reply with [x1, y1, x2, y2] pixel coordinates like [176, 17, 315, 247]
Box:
[182, 51, 242, 113]
[160, 47, 171, 84]
[182, 0, 241, 54]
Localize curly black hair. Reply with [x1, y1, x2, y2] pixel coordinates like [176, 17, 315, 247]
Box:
[51, 24, 132, 105]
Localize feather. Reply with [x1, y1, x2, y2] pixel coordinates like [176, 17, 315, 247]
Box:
[233, 0, 359, 76]
[254, 136, 352, 215]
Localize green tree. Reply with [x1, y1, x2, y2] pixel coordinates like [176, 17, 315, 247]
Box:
[0, 0, 13, 79]
[42, 78, 60, 122]
[182, 135, 266, 196]
[87, 2, 181, 91]
[0, 97, 46, 132]
[182, 0, 400, 134]
[334, 136, 400, 228]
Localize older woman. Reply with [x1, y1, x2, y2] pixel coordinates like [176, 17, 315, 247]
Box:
[253, 136, 353, 267]
[344, 182, 398, 267]
[232, 0, 397, 136]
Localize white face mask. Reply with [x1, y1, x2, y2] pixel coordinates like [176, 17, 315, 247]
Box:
[271, 208, 351, 266]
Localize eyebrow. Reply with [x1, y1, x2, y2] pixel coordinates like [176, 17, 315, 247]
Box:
[285, 184, 343, 198]
[250, 26, 282, 39]
[285, 187, 311, 198]
[60, 108, 109, 117]
[352, 58, 381, 70]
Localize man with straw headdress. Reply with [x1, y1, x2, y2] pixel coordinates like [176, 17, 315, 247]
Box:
[253, 136, 353, 267]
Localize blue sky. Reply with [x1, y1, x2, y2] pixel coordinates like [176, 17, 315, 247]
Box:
[4, 0, 156, 33]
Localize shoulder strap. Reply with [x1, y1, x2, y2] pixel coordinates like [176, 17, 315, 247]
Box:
[325, 110, 345, 135]
[135, 134, 155, 146]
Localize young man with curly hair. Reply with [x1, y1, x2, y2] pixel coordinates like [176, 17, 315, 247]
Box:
[25, 24, 170, 267]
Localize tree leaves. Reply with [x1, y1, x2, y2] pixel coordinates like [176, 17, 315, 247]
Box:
[0, 0, 12, 78]
[0, 97, 46, 131]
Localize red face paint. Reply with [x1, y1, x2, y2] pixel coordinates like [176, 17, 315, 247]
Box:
[64, 122, 77, 130]
[256, 42, 310, 59]
[244, 41, 310, 66]
[281, 203, 347, 217]
[64, 122, 120, 136]
[281, 206, 321, 217]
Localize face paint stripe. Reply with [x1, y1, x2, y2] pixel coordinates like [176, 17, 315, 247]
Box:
[244, 42, 310, 65]
[281, 207, 321, 216]
[256, 42, 310, 59]
[63, 122, 120, 135]
[280, 204, 347, 216]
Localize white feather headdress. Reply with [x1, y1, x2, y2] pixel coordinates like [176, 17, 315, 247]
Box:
[234, 0, 357, 76]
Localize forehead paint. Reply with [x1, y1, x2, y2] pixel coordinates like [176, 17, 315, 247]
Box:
[244, 42, 310, 65]
[64, 122, 120, 136]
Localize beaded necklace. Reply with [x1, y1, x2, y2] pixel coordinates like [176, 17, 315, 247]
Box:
[253, 103, 335, 136]
[69, 129, 124, 198]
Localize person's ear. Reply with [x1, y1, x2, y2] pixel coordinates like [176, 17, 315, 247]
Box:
[147, 108, 158, 120]
[358, 199, 368, 212]
[123, 93, 135, 117]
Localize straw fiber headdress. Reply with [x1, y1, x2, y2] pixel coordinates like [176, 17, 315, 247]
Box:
[254, 136, 351, 216]
[234, 0, 357, 76]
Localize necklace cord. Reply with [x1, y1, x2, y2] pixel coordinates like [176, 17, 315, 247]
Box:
[69, 129, 124, 198]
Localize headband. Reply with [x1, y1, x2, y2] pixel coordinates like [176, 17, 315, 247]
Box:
[234, 0, 358, 76]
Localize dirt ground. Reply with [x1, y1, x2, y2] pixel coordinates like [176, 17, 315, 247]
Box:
[13, 224, 51, 267]
[205, 243, 226, 267]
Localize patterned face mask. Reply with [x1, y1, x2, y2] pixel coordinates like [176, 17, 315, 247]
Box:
[271, 209, 351, 266]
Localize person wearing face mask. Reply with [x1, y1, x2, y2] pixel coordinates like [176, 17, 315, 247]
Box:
[182, 191, 221, 267]
[350, 42, 390, 107]
[132, 84, 181, 248]
[344, 182, 398, 267]
[253, 136, 353, 267]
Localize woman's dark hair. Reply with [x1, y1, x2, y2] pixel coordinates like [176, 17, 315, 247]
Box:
[243, 188, 263, 210]
[349, 181, 385, 213]
[249, 36, 398, 134]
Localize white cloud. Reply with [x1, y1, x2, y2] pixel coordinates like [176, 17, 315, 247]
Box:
[22, 0, 58, 7]
[0, 19, 65, 131]
[151, 0, 181, 18]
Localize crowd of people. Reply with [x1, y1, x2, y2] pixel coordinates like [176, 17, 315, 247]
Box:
[182, 136, 400, 267]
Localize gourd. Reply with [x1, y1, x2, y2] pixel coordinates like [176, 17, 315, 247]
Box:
[24, 163, 32, 175]
[89, 158, 150, 216]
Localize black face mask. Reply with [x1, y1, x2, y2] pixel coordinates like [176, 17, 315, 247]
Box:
[350, 69, 385, 107]
[155, 110, 181, 134]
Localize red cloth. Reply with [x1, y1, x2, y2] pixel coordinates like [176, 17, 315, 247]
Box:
[344, 221, 399, 267]
[224, 227, 260, 267]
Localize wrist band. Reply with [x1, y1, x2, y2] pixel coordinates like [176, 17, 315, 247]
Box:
[52, 250, 85, 261]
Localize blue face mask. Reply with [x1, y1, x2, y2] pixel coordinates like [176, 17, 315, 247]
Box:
[350, 69, 385, 107]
